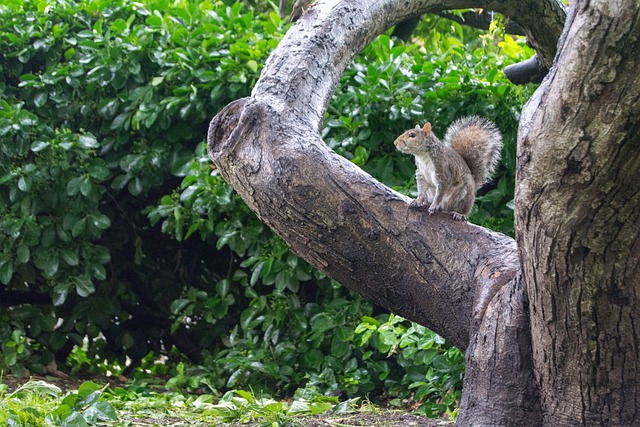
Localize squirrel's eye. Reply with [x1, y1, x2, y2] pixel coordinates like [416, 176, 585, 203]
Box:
[408, 132, 416, 138]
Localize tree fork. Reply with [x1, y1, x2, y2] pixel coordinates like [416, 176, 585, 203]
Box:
[206, 0, 571, 424]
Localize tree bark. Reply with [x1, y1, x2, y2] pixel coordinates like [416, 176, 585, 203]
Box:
[517, 0, 640, 424]
[205, 0, 640, 425]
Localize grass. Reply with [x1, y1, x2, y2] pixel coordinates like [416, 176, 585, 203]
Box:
[0, 375, 447, 426]
[0, 377, 118, 427]
[0, 380, 63, 426]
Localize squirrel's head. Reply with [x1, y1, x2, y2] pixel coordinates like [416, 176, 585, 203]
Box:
[394, 123, 432, 154]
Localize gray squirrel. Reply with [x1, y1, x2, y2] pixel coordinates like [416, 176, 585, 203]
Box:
[394, 116, 503, 220]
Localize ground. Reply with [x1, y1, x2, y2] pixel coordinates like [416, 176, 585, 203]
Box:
[294, 413, 443, 426]
[2, 374, 446, 426]
[125, 413, 443, 426]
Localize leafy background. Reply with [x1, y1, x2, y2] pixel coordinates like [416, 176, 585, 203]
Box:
[0, 0, 535, 419]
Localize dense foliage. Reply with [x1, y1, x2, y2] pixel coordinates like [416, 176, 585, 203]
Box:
[0, 0, 535, 418]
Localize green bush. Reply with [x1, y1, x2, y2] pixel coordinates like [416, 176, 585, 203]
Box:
[0, 0, 282, 374]
[0, 0, 535, 418]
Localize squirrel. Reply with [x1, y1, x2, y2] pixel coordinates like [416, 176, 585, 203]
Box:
[394, 116, 502, 221]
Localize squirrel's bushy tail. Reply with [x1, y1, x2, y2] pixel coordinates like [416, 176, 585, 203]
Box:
[445, 116, 503, 190]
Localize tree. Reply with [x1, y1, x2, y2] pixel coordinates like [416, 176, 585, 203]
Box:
[207, 0, 640, 424]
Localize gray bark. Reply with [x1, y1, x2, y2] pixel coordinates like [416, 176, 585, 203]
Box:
[517, 0, 640, 424]
[205, 0, 640, 424]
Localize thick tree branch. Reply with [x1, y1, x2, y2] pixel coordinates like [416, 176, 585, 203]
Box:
[252, 0, 565, 131]
[209, 97, 517, 351]
[207, 0, 568, 424]
[208, 0, 527, 349]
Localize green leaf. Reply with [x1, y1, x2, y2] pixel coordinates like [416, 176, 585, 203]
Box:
[77, 381, 102, 405]
[17, 176, 31, 192]
[111, 174, 130, 190]
[216, 279, 230, 297]
[0, 173, 15, 185]
[110, 112, 130, 130]
[91, 213, 111, 230]
[250, 260, 266, 285]
[16, 244, 30, 263]
[84, 400, 118, 422]
[122, 333, 135, 349]
[75, 276, 95, 297]
[52, 282, 71, 306]
[128, 177, 143, 195]
[78, 134, 99, 148]
[379, 329, 399, 346]
[18, 109, 36, 126]
[310, 313, 334, 334]
[41, 254, 59, 277]
[34, 91, 48, 107]
[275, 270, 289, 291]
[0, 260, 14, 284]
[12, 380, 62, 398]
[88, 164, 110, 180]
[302, 349, 324, 370]
[360, 316, 381, 327]
[49, 401, 71, 419]
[64, 47, 75, 61]
[71, 217, 87, 237]
[330, 335, 350, 359]
[92, 263, 106, 280]
[170, 298, 191, 315]
[80, 176, 93, 197]
[246, 60, 258, 73]
[66, 177, 82, 196]
[60, 411, 89, 427]
[31, 140, 49, 152]
[59, 248, 79, 266]
[98, 99, 119, 118]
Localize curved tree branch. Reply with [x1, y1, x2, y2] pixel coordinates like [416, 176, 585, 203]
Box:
[207, 0, 568, 424]
[208, 0, 528, 349]
[205, 0, 640, 424]
[209, 96, 518, 350]
[250, 0, 565, 131]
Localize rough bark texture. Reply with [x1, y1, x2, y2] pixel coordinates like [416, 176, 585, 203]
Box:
[457, 275, 542, 426]
[517, 0, 640, 425]
[205, 0, 639, 425]
[209, 96, 515, 351]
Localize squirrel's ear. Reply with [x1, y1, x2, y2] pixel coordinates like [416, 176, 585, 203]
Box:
[423, 122, 432, 133]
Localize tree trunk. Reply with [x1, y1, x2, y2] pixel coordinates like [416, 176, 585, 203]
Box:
[517, 0, 640, 424]
[207, 0, 640, 425]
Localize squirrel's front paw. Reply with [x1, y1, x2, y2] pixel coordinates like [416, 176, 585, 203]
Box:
[409, 198, 426, 208]
[451, 212, 467, 221]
